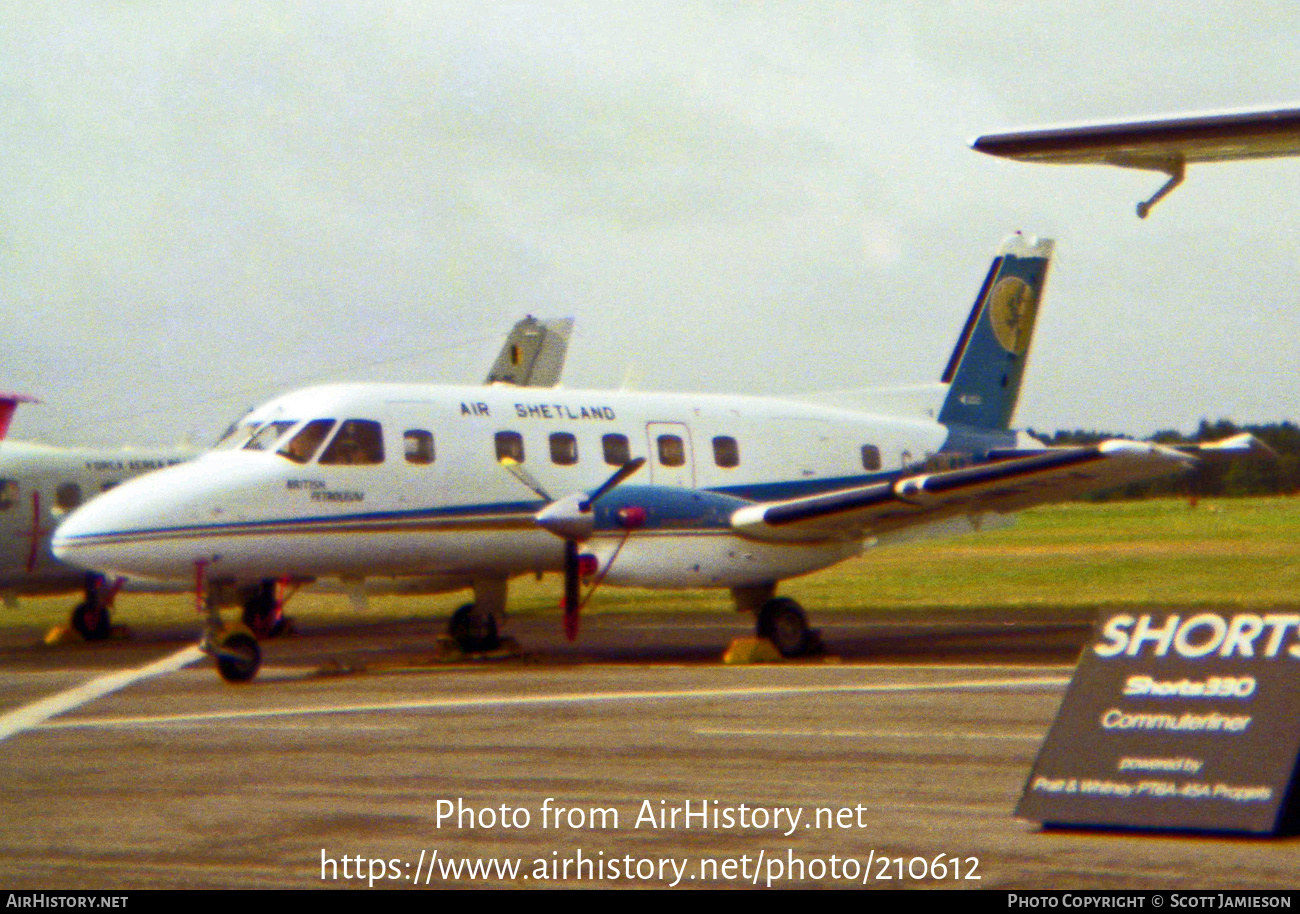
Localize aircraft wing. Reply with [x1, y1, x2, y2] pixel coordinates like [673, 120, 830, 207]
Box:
[730, 440, 1194, 544]
[972, 106, 1300, 216]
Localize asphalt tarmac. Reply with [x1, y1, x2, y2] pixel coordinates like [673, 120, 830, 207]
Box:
[0, 608, 1296, 889]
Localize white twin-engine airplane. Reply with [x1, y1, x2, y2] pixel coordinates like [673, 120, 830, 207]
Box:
[0, 315, 573, 640]
[52, 234, 1225, 682]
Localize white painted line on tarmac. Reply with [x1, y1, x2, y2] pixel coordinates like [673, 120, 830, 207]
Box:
[694, 727, 1044, 741]
[0, 645, 205, 742]
[38, 673, 1070, 732]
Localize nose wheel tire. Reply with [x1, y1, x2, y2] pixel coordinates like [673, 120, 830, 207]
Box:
[757, 597, 813, 658]
[71, 600, 112, 641]
[213, 630, 261, 683]
[448, 603, 500, 653]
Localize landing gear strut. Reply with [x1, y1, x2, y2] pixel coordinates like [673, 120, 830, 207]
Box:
[446, 577, 506, 653]
[195, 563, 264, 684]
[240, 579, 287, 639]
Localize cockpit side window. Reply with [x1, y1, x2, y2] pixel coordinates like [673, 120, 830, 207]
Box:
[242, 420, 297, 452]
[278, 419, 336, 464]
[318, 419, 385, 465]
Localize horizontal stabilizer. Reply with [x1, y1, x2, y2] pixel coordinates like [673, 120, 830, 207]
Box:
[730, 440, 1195, 543]
[1174, 432, 1278, 461]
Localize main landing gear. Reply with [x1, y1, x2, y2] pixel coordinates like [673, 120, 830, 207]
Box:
[70, 573, 122, 641]
[240, 579, 289, 639]
[734, 584, 821, 658]
[446, 577, 506, 654]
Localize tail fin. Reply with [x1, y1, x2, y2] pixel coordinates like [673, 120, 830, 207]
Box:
[937, 234, 1053, 431]
[485, 316, 574, 387]
[0, 393, 38, 441]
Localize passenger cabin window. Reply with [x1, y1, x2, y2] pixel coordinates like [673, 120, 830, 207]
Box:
[861, 445, 881, 471]
[602, 433, 630, 466]
[0, 480, 15, 511]
[279, 419, 336, 464]
[404, 430, 435, 465]
[55, 483, 82, 513]
[495, 431, 525, 463]
[242, 420, 296, 452]
[319, 419, 385, 465]
[549, 432, 578, 466]
[657, 434, 685, 467]
[712, 436, 740, 468]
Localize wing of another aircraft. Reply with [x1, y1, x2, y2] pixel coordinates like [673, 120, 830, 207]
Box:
[972, 106, 1300, 216]
[730, 440, 1195, 543]
[485, 316, 574, 386]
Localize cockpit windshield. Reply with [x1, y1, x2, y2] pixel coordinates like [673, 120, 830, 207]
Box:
[278, 419, 336, 464]
[215, 420, 258, 450]
[242, 420, 297, 452]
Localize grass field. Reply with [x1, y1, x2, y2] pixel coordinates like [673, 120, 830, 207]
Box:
[8, 496, 1300, 633]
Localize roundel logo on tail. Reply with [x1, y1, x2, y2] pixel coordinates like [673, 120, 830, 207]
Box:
[988, 277, 1039, 355]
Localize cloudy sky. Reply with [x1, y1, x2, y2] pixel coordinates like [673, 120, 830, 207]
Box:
[5, 1, 1300, 446]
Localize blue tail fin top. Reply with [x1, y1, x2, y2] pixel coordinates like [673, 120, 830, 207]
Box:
[937, 234, 1054, 431]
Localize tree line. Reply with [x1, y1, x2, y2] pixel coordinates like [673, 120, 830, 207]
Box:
[1026, 420, 1300, 499]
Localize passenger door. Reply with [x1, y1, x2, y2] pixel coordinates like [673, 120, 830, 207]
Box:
[645, 422, 695, 488]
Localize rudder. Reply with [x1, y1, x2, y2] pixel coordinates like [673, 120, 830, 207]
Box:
[937, 233, 1053, 431]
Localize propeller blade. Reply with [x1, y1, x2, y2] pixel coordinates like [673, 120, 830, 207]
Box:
[586, 457, 646, 506]
[498, 456, 552, 501]
[563, 539, 580, 641]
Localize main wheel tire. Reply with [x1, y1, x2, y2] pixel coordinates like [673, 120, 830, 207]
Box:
[214, 631, 261, 683]
[448, 603, 500, 653]
[757, 597, 812, 658]
[71, 600, 112, 641]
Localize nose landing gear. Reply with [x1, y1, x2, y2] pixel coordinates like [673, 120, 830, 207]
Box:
[206, 626, 261, 684]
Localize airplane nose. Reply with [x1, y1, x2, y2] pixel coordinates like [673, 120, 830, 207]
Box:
[52, 491, 149, 577]
[51, 460, 207, 580]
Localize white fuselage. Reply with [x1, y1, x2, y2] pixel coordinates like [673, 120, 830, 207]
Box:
[52, 383, 955, 592]
[0, 441, 197, 598]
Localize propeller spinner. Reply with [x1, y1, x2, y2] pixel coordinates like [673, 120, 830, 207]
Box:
[500, 456, 646, 639]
